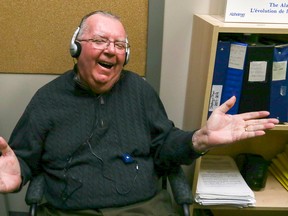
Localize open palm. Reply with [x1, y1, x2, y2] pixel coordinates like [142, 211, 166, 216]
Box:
[204, 96, 279, 147]
[0, 137, 22, 193]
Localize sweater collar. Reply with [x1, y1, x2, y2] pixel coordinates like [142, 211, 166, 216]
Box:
[72, 64, 126, 96]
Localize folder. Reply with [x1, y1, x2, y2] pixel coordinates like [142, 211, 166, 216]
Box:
[269, 146, 288, 191]
[238, 44, 274, 113]
[269, 44, 288, 123]
[269, 164, 288, 191]
[277, 152, 288, 172]
[220, 42, 248, 115]
[272, 158, 288, 179]
[208, 40, 231, 117]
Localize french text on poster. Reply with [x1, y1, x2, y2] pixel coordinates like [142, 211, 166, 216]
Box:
[224, 0, 288, 23]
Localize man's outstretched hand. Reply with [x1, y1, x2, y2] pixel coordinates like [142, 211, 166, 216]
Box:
[0, 137, 22, 193]
[192, 96, 279, 152]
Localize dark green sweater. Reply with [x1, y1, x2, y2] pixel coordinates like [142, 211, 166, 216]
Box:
[9, 68, 198, 210]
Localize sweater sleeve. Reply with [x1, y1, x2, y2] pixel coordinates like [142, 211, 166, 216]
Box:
[143, 81, 201, 170]
[9, 92, 47, 187]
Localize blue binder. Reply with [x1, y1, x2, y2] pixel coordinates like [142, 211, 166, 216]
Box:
[208, 40, 231, 117]
[220, 42, 248, 115]
[269, 44, 288, 123]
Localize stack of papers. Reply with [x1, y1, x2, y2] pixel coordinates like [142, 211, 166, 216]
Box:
[195, 155, 256, 207]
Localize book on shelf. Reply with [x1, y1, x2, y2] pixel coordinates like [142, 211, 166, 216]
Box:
[195, 155, 256, 208]
[269, 164, 288, 191]
[269, 145, 288, 191]
[277, 150, 288, 171]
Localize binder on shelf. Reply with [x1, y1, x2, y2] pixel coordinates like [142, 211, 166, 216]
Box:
[269, 44, 288, 123]
[208, 40, 231, 117]
[238, 44, 274, 113]
[220, 42, 248, 115]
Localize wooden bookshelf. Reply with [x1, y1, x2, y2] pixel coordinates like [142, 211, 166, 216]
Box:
[184, 14, 288, 215]
[254, 174, 288, 210]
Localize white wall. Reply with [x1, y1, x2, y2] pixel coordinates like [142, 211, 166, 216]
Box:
[160, 0, 225, 128]
[0, 74, 57, 214]
[0, 74, 57, 141]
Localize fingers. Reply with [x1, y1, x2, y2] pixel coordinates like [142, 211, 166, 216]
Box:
[241, 118, 279, 141]
[237, 110, 270, 120]
[216, 97, 279, 123]
[0, 136, 12, 156]
[218, 97, 280, 125]
[216, 96, 236, 114]
[244, 130, 266, 139]
[245, 121, 277, 132]
[0, 136, 8, 149]
[245, 118, 279, 127]
[237, 112, 280, 129]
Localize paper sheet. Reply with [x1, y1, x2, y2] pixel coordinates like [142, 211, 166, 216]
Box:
[195, 155, 256, 207]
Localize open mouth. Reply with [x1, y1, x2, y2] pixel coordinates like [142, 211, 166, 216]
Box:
[98, 61, 114, 69]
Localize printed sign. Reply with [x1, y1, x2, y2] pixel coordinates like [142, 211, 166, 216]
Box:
[224, 0, 288, 23]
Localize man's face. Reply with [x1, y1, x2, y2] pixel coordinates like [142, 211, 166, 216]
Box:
[77, 14, 127, 94]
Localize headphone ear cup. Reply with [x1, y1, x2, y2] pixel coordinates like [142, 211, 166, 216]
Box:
[124, 38, 130, 66]
[124, 47, 130, 66]
[70, 41, 82, 58]
[70, 27, 81, 58]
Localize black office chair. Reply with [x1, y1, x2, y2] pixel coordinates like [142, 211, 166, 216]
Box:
[25, 174, 45, 216]
[163, 166, 194, 216]
[25, 166, 193, 216]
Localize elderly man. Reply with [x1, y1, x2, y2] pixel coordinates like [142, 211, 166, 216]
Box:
[0, 10, 278, 216]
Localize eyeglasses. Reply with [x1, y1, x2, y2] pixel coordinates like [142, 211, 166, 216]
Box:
[77, 37, 130, 54]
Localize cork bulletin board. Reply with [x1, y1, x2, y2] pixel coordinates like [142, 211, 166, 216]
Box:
[0, 0, 148, 76]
